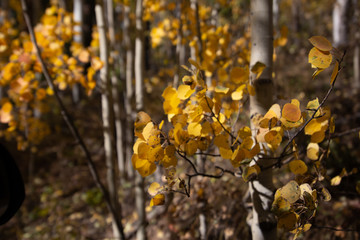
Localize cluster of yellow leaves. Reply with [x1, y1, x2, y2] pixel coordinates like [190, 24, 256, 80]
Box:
[132, 111, 178, 177]
[0, 5, 102, 150]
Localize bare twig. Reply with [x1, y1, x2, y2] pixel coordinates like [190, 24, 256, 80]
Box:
[331, 126, 360, 138]
[312, 225, 359, 232]
[20, 1, 125, 239]
[177, 150, 234, 197]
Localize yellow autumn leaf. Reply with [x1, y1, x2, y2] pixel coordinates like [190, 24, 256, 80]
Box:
[134, 111, 152, 137]
[330, 61, 339, 85]
[272, 196, 291, 215]
[289, 159, 308, 175]
[307, 143, 319, 160]
[147, 146, 164, 162]
[0, 102, 13, 124]
[305, 119, 323, 135]
[230, 67, 247, 84]
[277, 180, 301, 203]
[250, 61, 266, 79]
[308, 36, 332, 51]
[214, 86, 230, 94]
[137, 160, 157, 177]
[259, 103, 281, 128]
[148, 182, 161, 196]
[277, 212, 297, 231]
[231, 84, 247, 100]
[321, 188, 331, 201]
[177, 84, 195, 100]
[188, 58, 201, 70]
[308, 47, 332, 69]
[188, 122, 202, 137]
[238, 126, 252, 140]
[242, 165, 260, 182]
[150, 194, 165, 207]
[247, 84, 255, 96]
[310, 131, 325, 143]
[282, 103, 301, 122]
[185, 139, 198, 156]
[330, 175, 341, 186]
[217, 68, 228, 82]
[312, 68, 325, 79]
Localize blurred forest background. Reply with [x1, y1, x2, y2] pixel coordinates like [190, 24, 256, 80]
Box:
[0, 0, 360, 239]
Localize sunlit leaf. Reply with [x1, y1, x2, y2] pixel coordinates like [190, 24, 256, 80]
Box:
[308, 47, 332, 69]
[282, 103, 301, 122]
[307, 143, 319, 160]
[250, 61, 266, 79]
[321, 188, 331, 201]
[230, 67, 247, 84]
[330, 61, 339, 85]
[277, 212, 297, 231]
[150, 194, 165, 207]
[148, 182, 161, 196]
[308, 36, 332, 51]
[277, 180, 301, 203]
[242, 165, 259, 182]
[289, 159, 308, 175]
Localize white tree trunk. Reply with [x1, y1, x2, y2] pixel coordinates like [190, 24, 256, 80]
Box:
[72, 0, 83, 103]
[353, 0, 360, 92]
[249, 0, 277, 239]
[123, 4, 135, 179]
[95, 5, 121, 239]
[333, 0, 351, 48]
[106, 0, 126, 180]
[134, 1, 147, 239]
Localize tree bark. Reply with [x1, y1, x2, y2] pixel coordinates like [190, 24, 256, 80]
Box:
[123, 3, 135, 179]
[95, 5, 122, 239]
[249, 0, 277, 239]
[72, 0, 83, 104]
[134, 1, 147, 239]
[106, 0, 126, 181]
[354, 0, 360, 92]
[333, 0, 351, 48]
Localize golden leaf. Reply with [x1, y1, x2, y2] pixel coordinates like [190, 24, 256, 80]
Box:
[308, 36, 332, 51]
[289, 159, 308, 175]
[150, 194, 165, 207]
[282, 103, 301, 122]
[308, 47, 332, 69]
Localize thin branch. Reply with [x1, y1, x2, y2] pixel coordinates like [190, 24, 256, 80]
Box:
[203, 94, 240, 143]
[20, 1, 125, 239]
[312, 225, 359, 232]
[331, 126, 360, 138]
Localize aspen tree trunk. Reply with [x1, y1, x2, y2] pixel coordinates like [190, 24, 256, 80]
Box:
[106, 0, 126, 180]
[123, 3, 135, 179]
[333, 0, 351, 48]
[95, 5, 122, 239]
[134, 1, 147, 239]
[173, 1, 184, 88]
[354, 0, 360, 92]
[249, 1, 277, 239]
[72, 0, 82, 103]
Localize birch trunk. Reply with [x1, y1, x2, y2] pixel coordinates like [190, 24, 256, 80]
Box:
[354, 0, 360, 92]
[72, 0, 82, 103]
[134, 0, 147, 239]
[249, 0, 277, 239]
[333, 0, 351, 48]
[123, 3, 135, 179]
[95, 5, 121, 239]
[106, 0, 126, 180]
